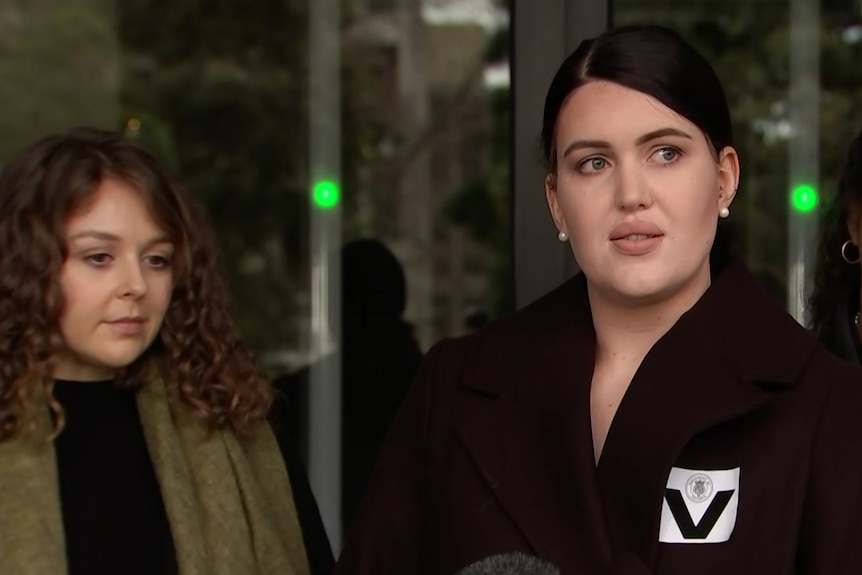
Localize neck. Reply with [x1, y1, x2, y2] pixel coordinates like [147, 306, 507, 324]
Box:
[588, 274, 711, 366]
[51, 358, 115, 382]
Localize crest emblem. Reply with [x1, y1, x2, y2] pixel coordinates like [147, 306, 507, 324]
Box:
[685, 473, 713, 503]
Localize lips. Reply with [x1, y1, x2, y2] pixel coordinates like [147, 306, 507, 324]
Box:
[105, 317, 145, 335]
[609, 220, 665, 256]
[609, 220, 664, 241]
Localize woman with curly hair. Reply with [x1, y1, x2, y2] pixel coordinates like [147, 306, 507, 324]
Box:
[0, 127, 329, 575]
[810, 127, 862, 361]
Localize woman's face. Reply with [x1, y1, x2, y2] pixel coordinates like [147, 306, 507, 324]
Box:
[54, 178, 174, 381]
[545, 80, 739, 306]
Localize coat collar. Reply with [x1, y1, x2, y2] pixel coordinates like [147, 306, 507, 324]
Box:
[456, 259, 819, 570]
[503, 257, 816, 388]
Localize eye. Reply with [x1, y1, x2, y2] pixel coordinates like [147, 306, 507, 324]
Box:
[84, 253, 112, 266]
[654, 147, 681, 163]
[578, 157, 608, 174]
[145, 254, 172, 269]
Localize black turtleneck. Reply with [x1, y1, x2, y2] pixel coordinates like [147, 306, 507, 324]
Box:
[53, 380, 175, 575]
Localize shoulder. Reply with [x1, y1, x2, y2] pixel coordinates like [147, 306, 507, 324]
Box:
[422, 274, 587, 374]
[799, 346, 862, 410]
[770, 343, 862, 458]
[411, 276, 588, 428]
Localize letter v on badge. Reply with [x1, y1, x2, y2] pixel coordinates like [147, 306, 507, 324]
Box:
[659, 467, 740, 544]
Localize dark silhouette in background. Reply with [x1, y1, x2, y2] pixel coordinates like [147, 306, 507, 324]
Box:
[463, 305, 490, 332]
[272, 238, 423, 532]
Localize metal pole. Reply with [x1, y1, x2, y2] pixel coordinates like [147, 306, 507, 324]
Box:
[308, 0, 342, 553]
[786, 0, 820, 324]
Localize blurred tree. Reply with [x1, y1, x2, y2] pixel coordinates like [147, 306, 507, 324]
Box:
[116, 0, 315, 353]
[0, 0, 119, 160]
[440, 0, 513, 318]
[442, 82, 512, 317]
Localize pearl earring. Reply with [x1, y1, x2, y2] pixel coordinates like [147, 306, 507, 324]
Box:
[557, 230, 568, 242]
[719, 206, 730, 219]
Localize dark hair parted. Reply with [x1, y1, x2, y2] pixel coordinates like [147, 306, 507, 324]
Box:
[540, 24, 736, 267]
[809, 128, 862, 333]
[0, 127, 271, 440]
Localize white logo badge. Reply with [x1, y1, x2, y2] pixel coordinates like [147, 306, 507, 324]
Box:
[659, 466, 740, 544]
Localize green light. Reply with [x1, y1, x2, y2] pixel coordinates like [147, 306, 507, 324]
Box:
[791, 184, 818, 212]
[312, 180, 339, 209]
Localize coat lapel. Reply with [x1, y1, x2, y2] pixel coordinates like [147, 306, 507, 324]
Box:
[456, 277, 614, 571]
[595, 340, 769, 566]
[596, 261, 818, 568]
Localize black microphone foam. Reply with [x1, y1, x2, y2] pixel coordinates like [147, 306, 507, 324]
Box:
[454, 552, 561, 575]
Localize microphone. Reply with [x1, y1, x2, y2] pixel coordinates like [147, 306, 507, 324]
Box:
[454, 552, 560, 575]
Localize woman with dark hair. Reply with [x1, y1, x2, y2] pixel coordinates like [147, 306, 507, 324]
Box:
[335, 25, 862, 575]
[810, 127, 862, 360]
[0, 127, 331, 575]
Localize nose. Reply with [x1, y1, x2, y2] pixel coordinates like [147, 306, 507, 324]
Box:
[613, 160, 653, 212]
[118, 260, 148, 299]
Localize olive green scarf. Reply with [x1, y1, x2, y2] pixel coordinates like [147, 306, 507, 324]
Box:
[0, 371, 311, 575]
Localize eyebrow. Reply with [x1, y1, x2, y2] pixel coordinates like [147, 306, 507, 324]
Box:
[561, 127, 694, 158]
[67, 230, 173, 247]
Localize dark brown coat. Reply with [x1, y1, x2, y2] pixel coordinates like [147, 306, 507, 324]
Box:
[335, 261, 862, 575]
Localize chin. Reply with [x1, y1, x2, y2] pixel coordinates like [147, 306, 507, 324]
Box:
[615, 284, 673, 305]
[98, 350, 149, 371]
[609, 266, 671, 294]
[116, 355, 147, 369]
[587, 268, 680, 306]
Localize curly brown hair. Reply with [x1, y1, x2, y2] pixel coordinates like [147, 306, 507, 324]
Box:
[810, 127, 862, 335]
[0, 127, 271, 441]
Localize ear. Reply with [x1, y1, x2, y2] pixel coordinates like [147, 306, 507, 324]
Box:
[848, 202, 860, 244]
[716, 146, 741, 211]
[544, 172, 566, 233]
